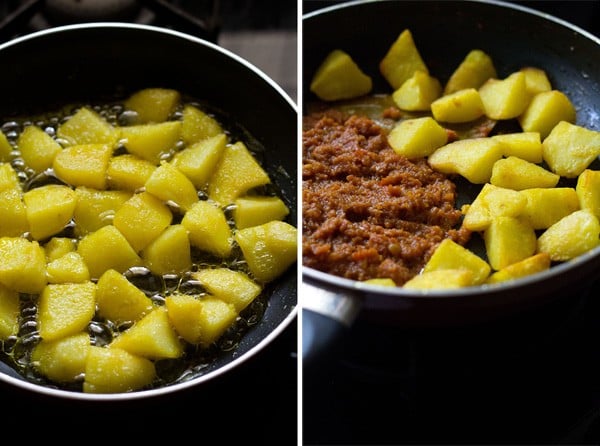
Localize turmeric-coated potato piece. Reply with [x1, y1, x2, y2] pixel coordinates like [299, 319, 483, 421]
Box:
[444, 49, 497, 95]
[0, 132, 11, 162]
[37, 282, 96, 342]
[141, 224, 192, 276]
[124, 87, 181, 124]
[542, 121, 600, 178]
[392, 70, 441, 111]
[422, 238, 491, 285]
[233, 196, 290, 229]
[110, 306, 183, 360]
[479, 71, 529, 120]
[431, 88, 485, 123]
[490, 156, 560, 190]
[181, 104, 223, 146]
[484, 216, 537, 271]
[0, 162, 20, 193]
[310, 49, 373, 101]
[120, 121, 182, 164]
[0, 189, 29, 237]
[165, 293, 238, 346]
[520, 67, 552, 96]
[387, 117, 448, 159]
[46, 252, 90, 284]
[77, 225, 142, 279]
[462, 183, 527, 231]
[113, 191, 173, 252]
[44, 237, 76, 262]
[234, 220, 298, 283]
[31, 332, 90, 383]
[519, 90, 576, 139]
[537, 210, 600, 261]
[519, 187, 580, 230]
[56, 106, 119, 146]
[53, 143, 114, 189]
[17, 125, 62, 173]
[107, 154, 157, 192]
[0, 283, 19, 339]
[181, 200, 232, 258]
[144, 161, 198, 212]
[491, 132, 543, 163]
[486, 252, 551, 285]
[576, 169, 600, 219]
[404, 269, 475, 289]
[73, 187, 131, 237]
[96, 268, 153, 324]
[171, 133, 227, 189]
[0, 237, 47, 294]
[194, 268, 262, 312]
[83, 345, 156, 394]
[208, 141, 271, 206]
[379, 29, 429, 90]
[23, 184, 77, 241]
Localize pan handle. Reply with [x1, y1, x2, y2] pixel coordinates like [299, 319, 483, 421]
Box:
[302, 280, 363, 367]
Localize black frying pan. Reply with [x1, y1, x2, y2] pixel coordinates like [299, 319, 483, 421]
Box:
[0, 23, 297, 401]
[302, 0, 600, 364]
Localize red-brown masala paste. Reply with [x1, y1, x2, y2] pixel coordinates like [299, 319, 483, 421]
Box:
[302, 110, 471, 286]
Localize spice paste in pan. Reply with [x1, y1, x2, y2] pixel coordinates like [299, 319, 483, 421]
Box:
[302, 110, 471, 286]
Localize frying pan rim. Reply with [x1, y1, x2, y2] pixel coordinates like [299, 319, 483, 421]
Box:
[302, 0, 600, 300]
[0, 22, 298, 399]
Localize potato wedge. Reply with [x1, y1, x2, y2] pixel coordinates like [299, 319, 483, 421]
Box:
[444, 49, 497, 95]
[310, 49, 373, 101]
[537, 210, 600, 261]
[379, 29, 429, 90]
[387, 117, 448, 159]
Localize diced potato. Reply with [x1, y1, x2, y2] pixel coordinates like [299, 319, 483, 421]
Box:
[142, 224, 192, 276]
[0, 132, 11, 162]
[462, 183, 527, 231]
[392, 70, 441, 111]
[310, 49, 373, 101]
[233, 196, 290, 229]
[144, 161, 199, 212]
[181, 104, 223, 146]
[46, 252, 90, 284]
[110, 306, 183, 360]
[403, 269, 475, 289]
[444, 49, 497, 95]
[96, 268, 153, 324]
[0, 162, 20, 192]
[379, 29, 429, 90]
[234, 220, 298, 283]
[362, 278, 397, 287]
[537, 210, 600, 261]
[194, 267, 262, 312]
[490, 156, 560, 190]
[208, 141, 271, 206]
[0, 189, 28, 237]
[181, 200, 232, 258]
[576, 169, 600, 218]
[518, 90, 576, 139]
[520, 187, 580, 229]
[107, 154, 157, 192]
[37, 282, 96, 342]
[52, 143, 114, 189]
[486, 252, 551, 284]
[23, 184, 77, 240]
[0, 237, 47, 294]
[387, 117, 448, 159]
[31, 332, 90, 383]
[491, 132, 543, 163]
[120, 121, 182, 164]
[542, 120, 600, 178]
[73, 187, 131, 237]
[520, 67, 552, 96]
[113, 192, 173, 252]
[171, 133, 227, 189]
[427, 137, 503, 184]
[83, 345, 155, 394]
[478, 71, 529, 120]
[44, 237, 76, 262]
[77, 225, 142, 279]
[124, 87, 181, 123]
[165, 293, 238, 346]
[484, 216, 537, 270]
[431, 88, 485, 123]
[0, 283, 19, 339]
[422, 238, 491, 285]
[17, 125, 62, 173]
[56, 106, 119, 146]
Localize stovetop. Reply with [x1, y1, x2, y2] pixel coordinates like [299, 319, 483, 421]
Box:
[0, 1, 297, 443]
